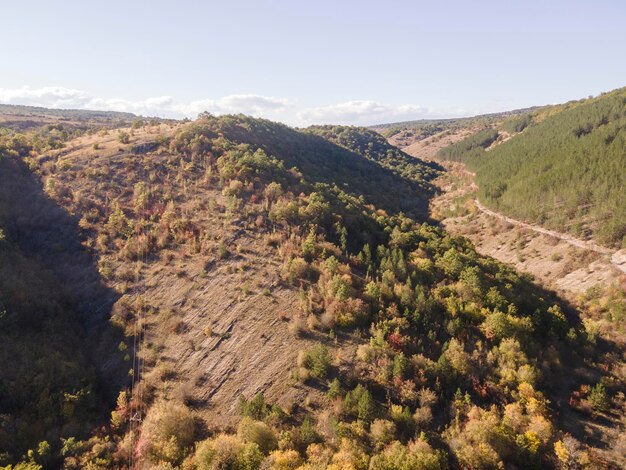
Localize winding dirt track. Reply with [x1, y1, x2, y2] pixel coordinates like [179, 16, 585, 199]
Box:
[473, 198, 626, 274]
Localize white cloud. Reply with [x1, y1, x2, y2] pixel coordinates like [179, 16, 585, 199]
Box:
[0, 86, 92, 109]
[0, 86, 467, 125]
[0, 86, 290, 119]
[175, 94, 290, 117]
[297, 100, 431, 125]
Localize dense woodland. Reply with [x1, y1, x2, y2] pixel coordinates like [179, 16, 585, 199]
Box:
[434, 129, 499, 163]
[435, 88, 626, 247]
[0, 110, 623, 469]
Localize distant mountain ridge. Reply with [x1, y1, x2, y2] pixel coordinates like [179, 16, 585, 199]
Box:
[370, 106, 539, 133]
[0, 103, 139, 120]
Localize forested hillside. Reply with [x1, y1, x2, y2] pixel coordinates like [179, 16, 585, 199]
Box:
[435, 128, 499, 162]
[306, 125, 442, 187]
[434, 88, 626, 247]
[0, 111, 621, 469]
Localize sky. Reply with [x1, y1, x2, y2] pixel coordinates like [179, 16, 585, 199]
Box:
[1, 0, 625, 126]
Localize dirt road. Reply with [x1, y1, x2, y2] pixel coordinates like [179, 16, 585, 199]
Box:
[473, 198, 626, 274]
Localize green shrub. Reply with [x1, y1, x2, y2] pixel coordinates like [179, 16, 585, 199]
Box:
[588, 383, 610, 412]
[237, 417, 277, 454]
[298, 343, 331, 379]
[238, 393, 270, 420]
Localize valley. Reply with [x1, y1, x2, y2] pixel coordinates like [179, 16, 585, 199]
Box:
[3, 3, 625, 469]
[0, 97, 624, 469]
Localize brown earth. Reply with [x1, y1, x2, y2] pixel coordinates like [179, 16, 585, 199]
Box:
[37, 125, 356, 430]
[389, 127, 476, 161]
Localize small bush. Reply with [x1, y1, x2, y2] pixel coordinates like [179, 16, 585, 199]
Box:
[194, 434, 263, 470]
[297, 343, 331, 379]
[264, 449, 302, 469]
[370, 419, 396, 448]
[288, 316, 306, 337]
[237, 417, 277, 454]
[118, 131, 130, 144]
[217, 242, 230, 260]
[140, 400, 195, 465]
[283, 257, 311, 283]
[238, 393, 270, 420]
[588, 383, 610, 412]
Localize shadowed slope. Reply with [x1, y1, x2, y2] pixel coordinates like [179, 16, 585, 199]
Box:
[0, 155, 124, 465]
